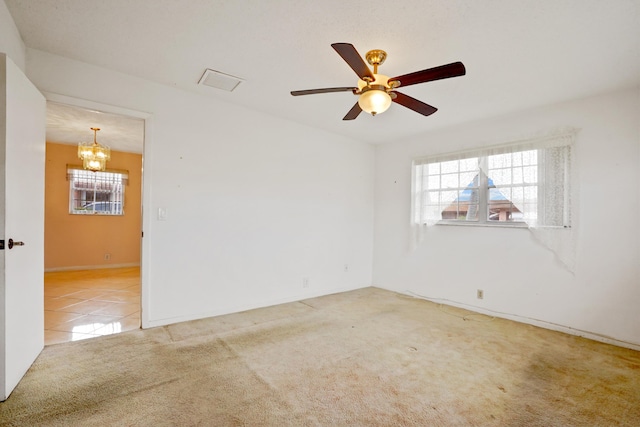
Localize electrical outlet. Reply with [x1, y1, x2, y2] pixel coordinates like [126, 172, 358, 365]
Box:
[302, 277, 309, 288]
[477, 289, 484, 299]
[104, 253, 111, 261]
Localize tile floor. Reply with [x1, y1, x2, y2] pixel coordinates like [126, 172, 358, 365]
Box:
[44, 267, 140, 345]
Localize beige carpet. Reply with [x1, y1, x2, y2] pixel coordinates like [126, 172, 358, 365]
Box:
[1, 287, 639, 426]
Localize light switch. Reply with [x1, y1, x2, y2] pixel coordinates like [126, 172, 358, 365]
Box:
[158, 207, 167, 221]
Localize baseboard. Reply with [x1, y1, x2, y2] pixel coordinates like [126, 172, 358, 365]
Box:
[390, 288, 640, 352]
[45, 263, 140, 273]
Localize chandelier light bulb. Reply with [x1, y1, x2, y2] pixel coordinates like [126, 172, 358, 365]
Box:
[78, 127, 111, 172]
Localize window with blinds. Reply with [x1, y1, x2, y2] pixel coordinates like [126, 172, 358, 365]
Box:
[68, 168, 127, 215]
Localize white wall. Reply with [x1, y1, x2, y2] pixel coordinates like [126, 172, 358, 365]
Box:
[5, 4, 639, 348]
[26, 49, 374, 327]
[373, 87, 640, 348]
[0, 1, 25, 71]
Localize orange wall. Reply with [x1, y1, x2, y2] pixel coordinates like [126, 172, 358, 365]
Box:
[45, 142, 142, 270]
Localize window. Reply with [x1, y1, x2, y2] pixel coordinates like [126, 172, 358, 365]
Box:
[413, 136, 572, 227]
[486, 150, 538, 223]
[68, 168, 127, 215]
[416, 157, 481, 222]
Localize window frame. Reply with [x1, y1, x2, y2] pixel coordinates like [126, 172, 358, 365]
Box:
[67, 166, 128, 216]
[432, 155, 532, 228]
[412, 134, 573, 229]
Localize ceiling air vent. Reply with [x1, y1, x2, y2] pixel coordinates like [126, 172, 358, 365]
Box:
[198, 69, 243, 92]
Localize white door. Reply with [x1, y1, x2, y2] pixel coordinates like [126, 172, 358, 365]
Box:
[0, 53, 46, 401]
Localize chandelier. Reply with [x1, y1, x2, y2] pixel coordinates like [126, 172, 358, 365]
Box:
[78, 127, 111, 172]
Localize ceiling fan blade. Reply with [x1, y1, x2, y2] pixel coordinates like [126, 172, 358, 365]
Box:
[291, 87, 357, 96]
[331, 43, 375, 80]
[343, 102, 362, 120]
[392, 92, 438, 116]
[391, 62, 466, 88]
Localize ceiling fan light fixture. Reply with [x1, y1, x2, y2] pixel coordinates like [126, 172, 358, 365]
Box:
[358, 88, 392, 116]
[357, 73, 391, 116]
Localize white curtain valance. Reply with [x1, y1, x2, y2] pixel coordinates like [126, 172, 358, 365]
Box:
[413, 131, 575, 166]
[66, 164, 129, 185]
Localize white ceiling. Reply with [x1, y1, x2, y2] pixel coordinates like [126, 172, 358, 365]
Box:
[46, 102, 144, 153]
[6, 0, 640, 146]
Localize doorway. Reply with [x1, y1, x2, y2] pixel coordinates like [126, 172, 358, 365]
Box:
[42, 98, 146, 345]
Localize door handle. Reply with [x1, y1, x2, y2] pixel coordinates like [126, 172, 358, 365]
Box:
[8, 239, 25, 249]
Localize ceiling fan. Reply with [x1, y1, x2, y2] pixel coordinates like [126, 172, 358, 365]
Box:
[291, 43, 466, 120]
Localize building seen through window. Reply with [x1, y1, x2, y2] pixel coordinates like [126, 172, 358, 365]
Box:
[414, 147, 564, 226]
[441, 175, 523, 222]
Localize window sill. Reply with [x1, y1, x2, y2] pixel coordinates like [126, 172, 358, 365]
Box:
[70, 212, 124, 216]
[431, 221, 571, 229]
[432, 220, 529, 228]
